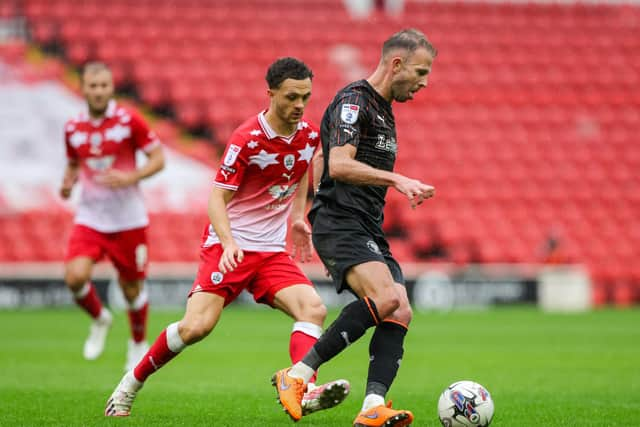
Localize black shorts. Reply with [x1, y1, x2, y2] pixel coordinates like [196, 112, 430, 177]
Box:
[311, 209, 404, 294]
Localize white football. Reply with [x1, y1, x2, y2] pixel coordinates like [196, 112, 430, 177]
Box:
[437, 380, 494, 426]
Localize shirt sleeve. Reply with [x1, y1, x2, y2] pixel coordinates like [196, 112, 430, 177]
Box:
[64, 121, 78, 160]
[213, 133, 248, 191]
[129, 110, 160, 152]
[327, 91, 368, 149]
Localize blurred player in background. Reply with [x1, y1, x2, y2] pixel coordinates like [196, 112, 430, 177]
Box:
[60, 62, 165, 370]
[273, 29, 436, 427]
[105, 57, 349, 418]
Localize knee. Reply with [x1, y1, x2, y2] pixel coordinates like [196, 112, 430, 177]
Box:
[373, 287, 401, 319]
[64, 268, 89, 291]
[390, 301, 413, 326]
[309, 299, 327, 325]
[299, 293, 327, 325]
[120, 282, 141, 302]
[178, 317, 214, 345]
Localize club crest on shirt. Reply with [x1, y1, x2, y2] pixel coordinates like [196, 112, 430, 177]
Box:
[283, 154, 295, 171]
[223, 144, 241, 166]
[90, 132, 103, 147]
[210, 272, 224, 285]
[341, 104, 360, 124]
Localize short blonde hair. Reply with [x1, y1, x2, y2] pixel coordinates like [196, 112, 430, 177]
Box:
[382, 29, 437, 58]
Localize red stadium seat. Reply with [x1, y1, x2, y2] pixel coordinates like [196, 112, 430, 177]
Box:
[12, 0, 639, 292]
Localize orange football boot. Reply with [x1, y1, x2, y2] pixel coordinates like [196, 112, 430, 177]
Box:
[353, 401, 414, 427]
[271, 368, 306, 422]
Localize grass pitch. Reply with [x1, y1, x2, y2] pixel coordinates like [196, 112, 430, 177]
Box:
[1, 306, 638, 426]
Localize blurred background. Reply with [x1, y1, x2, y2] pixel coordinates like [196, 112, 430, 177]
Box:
[0, 0, 639, 310]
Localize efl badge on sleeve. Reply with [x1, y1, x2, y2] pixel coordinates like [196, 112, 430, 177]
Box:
[223, 144, 241, 166]
[340, 104, 360, 124]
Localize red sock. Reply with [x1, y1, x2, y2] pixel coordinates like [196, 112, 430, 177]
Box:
[133, 329, 178, 381]
[74, 283, 102, 319]
[290, 330, 319, 384]
[128, 302, 148, 343]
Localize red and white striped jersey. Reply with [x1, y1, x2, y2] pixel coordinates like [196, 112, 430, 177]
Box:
[64, 100, 160, 232]
[206, 111, 320, 252]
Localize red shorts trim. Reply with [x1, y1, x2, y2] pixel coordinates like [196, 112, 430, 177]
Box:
[65, 224, 148, 281]
[189, 244, 312, 306]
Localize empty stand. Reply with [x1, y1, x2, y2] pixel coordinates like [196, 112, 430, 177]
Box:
[4, 0, 640, 303]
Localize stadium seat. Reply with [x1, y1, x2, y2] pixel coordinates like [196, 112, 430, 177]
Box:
[7, 0, 638, 298]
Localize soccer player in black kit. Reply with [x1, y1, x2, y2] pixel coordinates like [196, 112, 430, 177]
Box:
[272, 29, 436, 426]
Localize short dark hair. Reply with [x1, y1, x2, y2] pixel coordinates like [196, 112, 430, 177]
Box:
[81, 61, 111, 82]
[382, 28, 437, 58]
[265, 57, 313, 89]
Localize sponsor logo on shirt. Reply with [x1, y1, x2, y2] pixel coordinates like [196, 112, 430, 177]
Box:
[86, 155, 115, 171]
[375, 134, 397, 153]
[219, 164, 236, 180]
[340, 104, 360, 124]
[268, 183, 298, 201]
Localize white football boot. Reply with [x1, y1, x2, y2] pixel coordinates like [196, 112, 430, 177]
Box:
[105, 371, 143, 417]
[83, 309, 112, 360]
[302, 379, 351, 416]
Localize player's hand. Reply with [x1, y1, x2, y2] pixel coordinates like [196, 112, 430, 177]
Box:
[394, 176, 435, 209]
[219, 241, 244, 274]
[60, 175, 77, 199]
[290, 219, 312, 262]
[95, 169, 138, 189]
[60, 185, 73, 199]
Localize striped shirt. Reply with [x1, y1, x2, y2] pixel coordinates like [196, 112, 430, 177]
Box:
[311, 80, 397, 228]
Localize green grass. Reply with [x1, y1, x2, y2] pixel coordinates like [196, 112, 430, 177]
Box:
[1, 306, 638, 426]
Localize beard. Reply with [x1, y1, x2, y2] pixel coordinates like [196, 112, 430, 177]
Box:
[88, 100, 109, 117]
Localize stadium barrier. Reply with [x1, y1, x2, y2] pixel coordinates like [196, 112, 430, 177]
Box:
[0, 262, 591, 311]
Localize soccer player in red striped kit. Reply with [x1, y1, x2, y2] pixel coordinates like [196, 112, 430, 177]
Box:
[105, 57, 349, 418]
[61, 62, 165, 370]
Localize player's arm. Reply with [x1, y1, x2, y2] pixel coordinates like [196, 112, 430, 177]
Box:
[329, 144, 435, 208]
[134, 145, 165, 181]
[208, 185, 244, 273]
[311, 147, 323, 193]
[290, 169, 312, 262]
[60, 158, 80, 199]
[97, 144, 165, 189]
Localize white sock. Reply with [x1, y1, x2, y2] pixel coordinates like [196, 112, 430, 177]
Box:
[166, 322, 187, 353]
[362, 394, 385, 411]
[288, 362, 315, 384]
[97, 307, 112, 323]
[291, 321, 323, 339]
[125, 370, 144, 391]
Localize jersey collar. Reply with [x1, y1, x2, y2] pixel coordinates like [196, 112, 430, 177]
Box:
[258, 110, 298, 144]
[85, 99, 117, 126]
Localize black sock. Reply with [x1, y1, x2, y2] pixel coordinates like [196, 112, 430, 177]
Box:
[302, 297, 380, 370]
[366, 321, 408, 396]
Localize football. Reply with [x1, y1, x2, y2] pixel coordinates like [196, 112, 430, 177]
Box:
[437, 380, 494, 426]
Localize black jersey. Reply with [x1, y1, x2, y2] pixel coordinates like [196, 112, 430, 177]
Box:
[310, 80, 397, 228]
